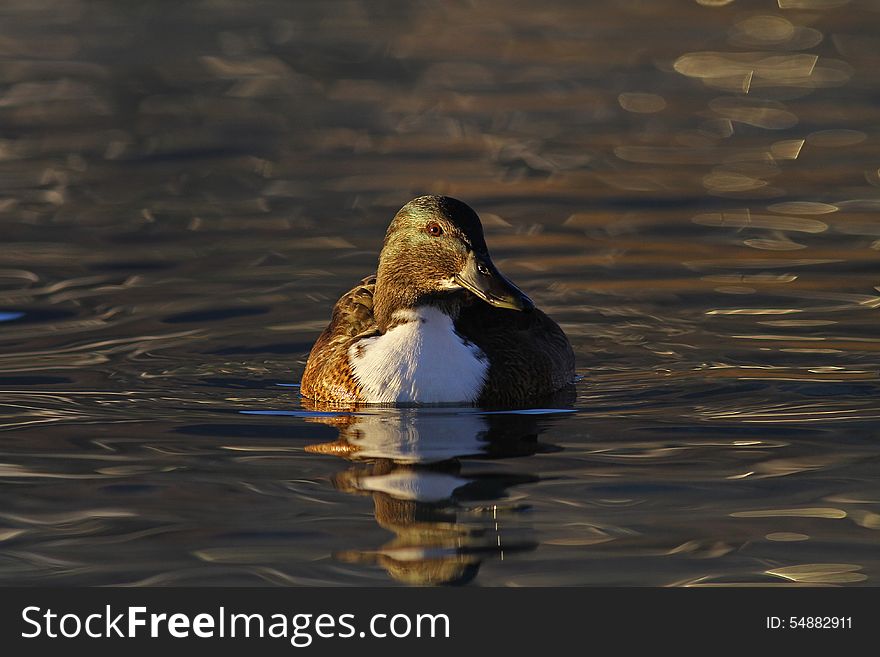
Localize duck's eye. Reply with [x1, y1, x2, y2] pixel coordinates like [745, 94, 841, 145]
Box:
[426, 222, 443, 237]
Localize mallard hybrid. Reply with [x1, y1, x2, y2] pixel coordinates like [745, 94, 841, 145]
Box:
[301, 195, 575, 406]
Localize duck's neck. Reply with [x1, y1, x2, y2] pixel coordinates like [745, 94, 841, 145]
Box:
[373, 268, 462, 333]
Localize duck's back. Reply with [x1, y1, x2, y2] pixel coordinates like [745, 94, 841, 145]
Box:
[300, 276, 378, 403]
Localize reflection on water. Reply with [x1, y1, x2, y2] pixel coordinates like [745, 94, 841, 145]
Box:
[1, 0, 880, 585]
[303, 409, 563, 585]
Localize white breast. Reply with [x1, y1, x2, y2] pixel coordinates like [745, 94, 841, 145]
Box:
[349, 306, 488, 404]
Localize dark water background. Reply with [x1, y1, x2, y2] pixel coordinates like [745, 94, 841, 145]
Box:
[1, 0, 879, 586]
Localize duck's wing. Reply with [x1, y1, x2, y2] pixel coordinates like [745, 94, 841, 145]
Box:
[455, 299, 575, 406]
[300, 275, 378, 402]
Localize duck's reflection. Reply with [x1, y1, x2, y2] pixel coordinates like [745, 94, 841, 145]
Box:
[303, 405, 567, 585]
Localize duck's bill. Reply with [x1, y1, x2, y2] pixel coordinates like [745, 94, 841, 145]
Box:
[454, 252, 534, 311]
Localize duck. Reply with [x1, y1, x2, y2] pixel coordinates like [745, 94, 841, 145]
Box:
[300, 195, 575, 406]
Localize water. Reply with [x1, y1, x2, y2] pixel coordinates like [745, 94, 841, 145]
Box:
[1, 0, 879, 586]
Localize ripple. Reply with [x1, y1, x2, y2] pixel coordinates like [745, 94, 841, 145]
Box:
[617, 92, 666, 114]
[0, 0, 878, 588]
[675, 52, 818, 83]
[770, 139, 805, 159]
[709, 97, 799, 129]
[731, 508, 847, 518]
[767, 564, 865, 584]
[765, 532, 809, 541]
[806, 129, 867, 147]
[768, 201, 838, 215]
[777, 0, 851, 9]
[693, 210, 828, 233]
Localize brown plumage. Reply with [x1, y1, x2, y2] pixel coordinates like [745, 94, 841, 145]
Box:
[300, 195, 575, 407]
[300, 275, 378, 404]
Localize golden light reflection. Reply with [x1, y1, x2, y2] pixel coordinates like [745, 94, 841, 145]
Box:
[777, 0, 850, 9]
[734, 16, 795, 43]
[709, 97, 799, 129]
[850, 511, 880, 530]
[767, 563, 865, 584]
[767, 201, 838, 214]
[674, 52, 817, 84]
[692, 210, 828, 233]
[805, 129, 868, 147]
[770, 138, 804, 159]
[617, 92, 667, 114]
[743, 237, 806, 250]
[702, 172, 769, 193]
[731, 508, 847, 518]
[765, 532, 809, 541]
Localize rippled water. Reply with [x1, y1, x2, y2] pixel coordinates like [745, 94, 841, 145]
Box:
[1, 0, 879, 586]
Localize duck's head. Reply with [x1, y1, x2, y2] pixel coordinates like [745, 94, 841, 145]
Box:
[373, 196, 533, 329]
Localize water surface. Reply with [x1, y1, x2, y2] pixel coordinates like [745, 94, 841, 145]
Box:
[1, 0, 879, 586]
